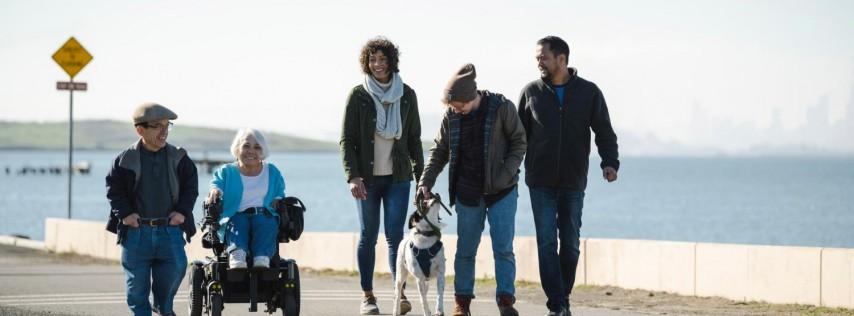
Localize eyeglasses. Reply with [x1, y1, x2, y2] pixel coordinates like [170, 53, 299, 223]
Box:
[137, 122, 173, 131]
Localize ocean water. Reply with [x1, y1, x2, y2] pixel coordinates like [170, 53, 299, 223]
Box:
[1, 150, 852, 248]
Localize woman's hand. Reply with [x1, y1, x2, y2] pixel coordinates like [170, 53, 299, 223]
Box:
[349, 177, 367, 200]
[206, 188, 222, 205]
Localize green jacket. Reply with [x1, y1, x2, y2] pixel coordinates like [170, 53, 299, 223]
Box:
[340, 84, 424, 185]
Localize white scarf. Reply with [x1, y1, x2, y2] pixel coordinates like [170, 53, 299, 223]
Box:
[364, 73, 404, 140]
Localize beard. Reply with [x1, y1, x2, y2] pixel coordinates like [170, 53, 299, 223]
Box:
[539, 66, 552, 80]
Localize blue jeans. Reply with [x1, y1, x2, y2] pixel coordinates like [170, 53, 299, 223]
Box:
[356, 176, 410, 291]
[121, 226, 187, 316]
[454, 186, 518, 300]
[225, 210, 279, 259]
[529, 187, 584, 311]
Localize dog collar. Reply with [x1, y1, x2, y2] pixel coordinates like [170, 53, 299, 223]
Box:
[414, 228, 439, 237]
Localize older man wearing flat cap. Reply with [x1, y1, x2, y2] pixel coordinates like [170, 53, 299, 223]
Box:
[419, 64, 527, 316]
[106, 102, 198, 316]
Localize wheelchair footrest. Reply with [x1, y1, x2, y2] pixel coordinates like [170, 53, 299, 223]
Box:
[225, 267, 279, 282]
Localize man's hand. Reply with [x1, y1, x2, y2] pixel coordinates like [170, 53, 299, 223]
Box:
[122, 213, 140, 228]
[206, 188, 222, 205]
[168, 212, 185, 226]
[418, 185, 432, 199]
[349, 177, 367, 200]
[603, 166, 618, 182]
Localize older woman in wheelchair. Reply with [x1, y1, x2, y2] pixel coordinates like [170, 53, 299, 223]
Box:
[190, 128, 303, 316]
[206, 128, 285, 269]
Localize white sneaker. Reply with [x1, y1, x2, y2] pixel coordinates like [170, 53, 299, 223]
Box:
[229, 249, 247, 269]
[253, 256, 270, 268]
[360, 296, 379, 315]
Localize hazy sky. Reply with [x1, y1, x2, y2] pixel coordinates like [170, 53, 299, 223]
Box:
[2, 0, 853, 150]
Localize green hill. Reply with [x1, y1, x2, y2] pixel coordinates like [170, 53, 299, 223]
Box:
[0, 120, 337, 151]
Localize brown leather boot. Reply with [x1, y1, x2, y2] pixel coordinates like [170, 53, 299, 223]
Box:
[497, 295, 519, 316]
[399, 294, 412, 315]
[452, 296, 472, 316]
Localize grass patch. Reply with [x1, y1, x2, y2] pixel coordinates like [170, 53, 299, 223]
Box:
[741, 301, 854, 316]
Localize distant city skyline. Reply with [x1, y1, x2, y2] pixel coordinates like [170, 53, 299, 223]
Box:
[2, 0, 853, 155]
[678, 82, 854, 154]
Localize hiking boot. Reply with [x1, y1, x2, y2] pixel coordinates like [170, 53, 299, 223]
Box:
[360, 295, 379, 315]
[497, 295, 518, 316]
[399, 294, 412, 315]
[452, 296, 472, 316]
[229, 249, 247, 269]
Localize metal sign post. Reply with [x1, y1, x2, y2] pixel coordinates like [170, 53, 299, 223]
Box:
[69, 80, 73, 219]
[52, 37, 92, 219]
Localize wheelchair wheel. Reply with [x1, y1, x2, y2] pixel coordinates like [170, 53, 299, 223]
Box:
[281, 263, 300, 316]
[188, 263, 204, 316]
[208, 293, 223, 316]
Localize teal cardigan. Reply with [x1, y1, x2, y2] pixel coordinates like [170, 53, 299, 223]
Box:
[210, 162, 285, 239]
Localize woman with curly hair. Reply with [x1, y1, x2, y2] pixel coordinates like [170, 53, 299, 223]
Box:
[340, 36, 423, 315]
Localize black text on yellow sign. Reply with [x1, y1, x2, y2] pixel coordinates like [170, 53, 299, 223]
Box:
[52, 37, 93, 79]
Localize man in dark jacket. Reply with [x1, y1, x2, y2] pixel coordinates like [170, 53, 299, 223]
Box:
[518, 36, 620, 316]
[105, 102, 198, 316]
[419, 64, 527, 316]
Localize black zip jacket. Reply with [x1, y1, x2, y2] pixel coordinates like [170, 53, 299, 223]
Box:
[105, 140, 199, 244]
[518, 68, 619, 191]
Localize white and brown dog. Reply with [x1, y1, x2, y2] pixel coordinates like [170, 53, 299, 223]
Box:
[393, 193, 453, 316]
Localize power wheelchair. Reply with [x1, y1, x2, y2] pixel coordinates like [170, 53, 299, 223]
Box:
[188, 196, 306, 316]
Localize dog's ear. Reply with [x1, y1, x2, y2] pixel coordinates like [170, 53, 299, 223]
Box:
[407, 211, 421, 229]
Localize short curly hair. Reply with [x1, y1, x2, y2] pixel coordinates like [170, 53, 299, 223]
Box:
[359, 37, 400, 75]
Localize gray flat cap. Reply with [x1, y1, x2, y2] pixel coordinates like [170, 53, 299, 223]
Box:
[132, 102, 177, 124]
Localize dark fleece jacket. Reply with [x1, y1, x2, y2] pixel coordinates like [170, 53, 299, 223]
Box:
[518, 68, 619, 191]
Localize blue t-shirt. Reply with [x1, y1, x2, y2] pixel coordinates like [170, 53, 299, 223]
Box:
[553, 85, 567, 107]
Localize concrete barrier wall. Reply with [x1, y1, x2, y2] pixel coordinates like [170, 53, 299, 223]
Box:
[746, 245, 821, 305]
[821, 247, 854, 308]
[695, 243, 827, 306]
[40, 218, 854, 309]
[695, 242, 750, 300]
[0, 235, 46, 250]
[586, 238, 695, 296]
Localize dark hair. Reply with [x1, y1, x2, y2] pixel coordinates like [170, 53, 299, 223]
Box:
[537, 36, 570, 60]
[359, 36, 400, 75]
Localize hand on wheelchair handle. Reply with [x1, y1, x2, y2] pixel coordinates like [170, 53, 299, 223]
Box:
[205, 189, 222, 206]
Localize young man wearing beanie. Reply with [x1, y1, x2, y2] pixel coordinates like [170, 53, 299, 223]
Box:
[518, 36, 620, 316]
[419, 63, 527, 316]
[106, 103, 199, 316]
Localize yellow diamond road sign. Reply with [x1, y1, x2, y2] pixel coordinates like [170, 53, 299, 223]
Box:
[52, 37, 93, 79]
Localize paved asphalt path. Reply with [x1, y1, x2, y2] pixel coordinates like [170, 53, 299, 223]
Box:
[0, 244, 648, 316]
